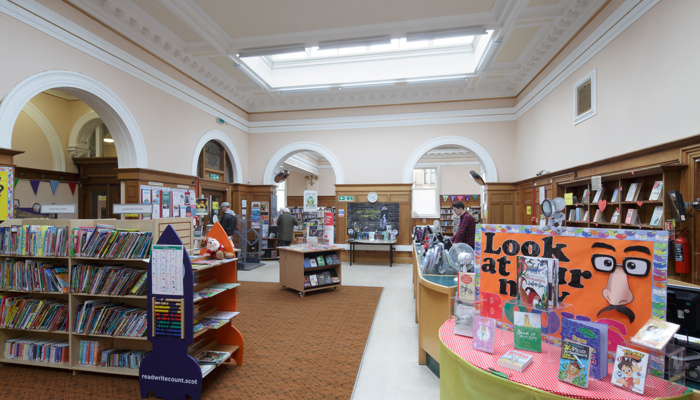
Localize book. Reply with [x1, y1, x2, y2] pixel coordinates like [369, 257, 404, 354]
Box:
[610, 187, 620, 202]
[322, 271, 333, 284]
[649, 205, 663, 226]
[625, 208, 639, 225]
[303, 257, 311, 268]
[497, 350, 533, 372]
[648, 180, 663, 201]
[316, 255, 325, 267]
[612, 345, 649, 394]
[308, 274, 318, 286]
[457, 272, 475, 302]
[193, 350, 229, 365]
[582, 210, 589, 222]
[568, 209, 575, 221]
[592, 209, 604, 224]
[513, 311, 541, 352]
[592, 188, 605, 204]
[558, 340, 591, 388]
[630, 318, 680, 351]
[472, 316, 496, 353]
[581, 189, 590, 204]
[610, 209, 621, 224]
[560, 318, 608, 380]
[309, 258, 318, 268]
[515, 255, 558, 309]
[304, 275, 311, 288]
[324, 254, 334, 265]
[453, 301, 475, 337]
[625, 182, 641, 202]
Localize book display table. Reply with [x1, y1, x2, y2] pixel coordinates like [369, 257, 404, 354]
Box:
[439, 319, 692, 400]
[279, 245, 343, 297]
[347, 239, 396, 266]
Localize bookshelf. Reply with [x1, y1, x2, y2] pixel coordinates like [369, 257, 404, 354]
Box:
[279, 246, 343, 297]
[439, 206, 456, 234]
[559, 165, 684, 230]
[0, 217, 193, 376]
[261, 237, 278, 260]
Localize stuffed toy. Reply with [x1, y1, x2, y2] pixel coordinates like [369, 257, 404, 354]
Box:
[204, 237, 234, 260]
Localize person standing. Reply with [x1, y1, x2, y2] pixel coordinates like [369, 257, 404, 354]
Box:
[277, 207, 300, 247]
[219, 202, 237, 238]
[451, 201, 476, 248]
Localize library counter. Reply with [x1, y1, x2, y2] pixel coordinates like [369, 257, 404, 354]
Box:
[438, 319, 693, 400]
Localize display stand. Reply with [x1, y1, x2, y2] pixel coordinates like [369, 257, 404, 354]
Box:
[629, 341, 687, 397]
[501, 299, 573, 362]
[279, 245, 343, 297]
[452, 298, 487, 337]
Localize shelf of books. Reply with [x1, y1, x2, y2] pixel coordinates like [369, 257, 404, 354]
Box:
[0, 217, 193, 377]
[261, 237, 278, 260]
[439, 206, 456, 234]
[560, 165, 684, 230]
[279, 245, 343, 297]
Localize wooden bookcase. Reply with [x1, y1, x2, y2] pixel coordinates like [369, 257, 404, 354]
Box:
[278, 246, 342, 297]
[0, 217, 192, 376]
[558, 165, 684, 230]
[261, 237, 278, 260]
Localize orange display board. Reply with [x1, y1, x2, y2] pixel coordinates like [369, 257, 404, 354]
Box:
[475, 225, 669, 368]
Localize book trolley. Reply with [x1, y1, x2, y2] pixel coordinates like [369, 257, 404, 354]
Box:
[439, 224, 694, 400]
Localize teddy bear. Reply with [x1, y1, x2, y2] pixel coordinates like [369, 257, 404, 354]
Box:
[204, 237, 234, 260]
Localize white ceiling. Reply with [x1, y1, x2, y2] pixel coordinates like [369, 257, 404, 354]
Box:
[66, 0, 606, 113]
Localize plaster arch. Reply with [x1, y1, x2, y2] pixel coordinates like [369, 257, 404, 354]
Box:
[263, 142, 344, 185]
[21, 102, 67, 171]
[0, 70, 147, 168]
[190, 130, 243, 183]
[67, 111, 103, 158]
[403, 136, 498, 184]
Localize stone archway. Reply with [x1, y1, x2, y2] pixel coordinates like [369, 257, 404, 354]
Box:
[190, 130, 243, 183]
[263, 142, 344, 185]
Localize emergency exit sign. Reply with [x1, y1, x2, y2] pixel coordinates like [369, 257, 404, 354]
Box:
[338, 196, 353, 201]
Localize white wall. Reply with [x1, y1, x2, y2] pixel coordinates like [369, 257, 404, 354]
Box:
[440, 164, 482, 195]
[515, 0, 700, 180]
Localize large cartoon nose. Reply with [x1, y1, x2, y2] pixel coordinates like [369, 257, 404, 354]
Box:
[602, 266, 634, 305]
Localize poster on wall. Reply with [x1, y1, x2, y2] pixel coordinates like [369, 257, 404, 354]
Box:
[0, 167, 14, 219]
[347, 203, 399, 237]
[303, 190, 318, 213]
[475, 225, 668, 374]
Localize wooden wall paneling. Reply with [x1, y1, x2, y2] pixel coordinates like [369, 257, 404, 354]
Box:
[483, 183, 516, 224]
[680, 145, 700, 285]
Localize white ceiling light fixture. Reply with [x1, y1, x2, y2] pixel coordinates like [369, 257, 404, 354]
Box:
[237, 44, 306, 58]
[103, 137, 114, 143]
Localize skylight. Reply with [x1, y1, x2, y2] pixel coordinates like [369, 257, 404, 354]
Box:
[235, 30, 494, 92]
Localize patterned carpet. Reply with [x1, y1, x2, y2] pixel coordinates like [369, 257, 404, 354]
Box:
[0, 282, 383, 400]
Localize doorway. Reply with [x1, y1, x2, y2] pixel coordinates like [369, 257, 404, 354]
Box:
[201, 188, 227, 228]
[81, 183, 120, 219]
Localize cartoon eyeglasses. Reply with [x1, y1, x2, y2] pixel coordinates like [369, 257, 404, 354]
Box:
[590, 255, 651, 277]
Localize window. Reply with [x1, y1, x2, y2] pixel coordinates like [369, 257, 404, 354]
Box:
[574, 69, 596, 125]
[412, 167, 438, 217]
[276, 180, 286, 211]
[197, 141, 233, 183]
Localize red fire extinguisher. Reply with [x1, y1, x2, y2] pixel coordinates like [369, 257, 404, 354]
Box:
[674, 229, 691, 274]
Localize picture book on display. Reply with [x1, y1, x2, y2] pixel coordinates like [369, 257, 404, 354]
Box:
[515, 256, 558, 309]
[630, 318, 680, 351]
[514, 311, 541, 352]
[309, 274, 318, 286]
[592, 188, 605, 204]
[457, 272, 475, 302]
[560, 318, 608, 380]
[303, 257, 311, 268]
[558, 340, 591, 388]
[649, 206, 664, 227]
[309, 258, 318, 268]
[625, 183, 641, 202]
[497, 350, 533, 372]
[453, 302, 475, 337]
[649, 181, 664, 201]
[316, 255, 326, 267]
[193, 350, 229, 365]
[581, 189, 590, 204]
[472, 316, 496, 353]
[612, 345, 649, 394]
[610, 209, 621, 224]
[611, 187, 620, 202]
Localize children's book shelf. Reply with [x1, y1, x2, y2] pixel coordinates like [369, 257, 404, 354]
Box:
[0, 217, 222, 378]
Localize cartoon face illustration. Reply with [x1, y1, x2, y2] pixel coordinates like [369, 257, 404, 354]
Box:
[590, 242, 651, 323]
[566, 361, 583, 380]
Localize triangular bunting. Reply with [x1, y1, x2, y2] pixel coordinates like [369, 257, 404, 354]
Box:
[457, 195, 463, 201]
[30, 180, 40, 195]
[442, 195, 449, 202]
[450, 195, 456, 201]
[49, 180, 59, 195]
[14, 178, 19, 188]
[69, 182, 77, 195]
[473, 195, 479, 202]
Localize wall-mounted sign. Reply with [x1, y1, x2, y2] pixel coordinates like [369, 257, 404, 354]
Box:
[113, 204, 154, 214]
[40, 204, 77, 214]
[209, 173, 220, 180]
[338, 196, 353, 201]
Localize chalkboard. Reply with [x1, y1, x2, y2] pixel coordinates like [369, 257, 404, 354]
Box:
[347, 203, 399, 233]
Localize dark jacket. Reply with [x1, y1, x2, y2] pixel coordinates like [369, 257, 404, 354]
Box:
[277, 212, 300, 242]
[220, 209, 237, 237]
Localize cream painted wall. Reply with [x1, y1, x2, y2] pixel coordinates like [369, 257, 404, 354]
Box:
[12, 112, 54, 170]
[286, 171, 306, 196]
[248, 121, 517, 185]
[0, 13, 249, 180]
[439, 164, 482, 195]
[14, 179, 79, 219]
[515, 0, 700, 180]
[316, 167, 336, 196]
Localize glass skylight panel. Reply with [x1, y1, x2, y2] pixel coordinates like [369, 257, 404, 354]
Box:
[241, 30, 494, 91]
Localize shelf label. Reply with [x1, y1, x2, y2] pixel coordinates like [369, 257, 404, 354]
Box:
[40, 204, 76, 213]
[113, 204, 154, 214]
[338, 196, 353, 201]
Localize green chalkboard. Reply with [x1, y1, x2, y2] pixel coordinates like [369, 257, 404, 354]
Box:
[347, 203, 399, 234]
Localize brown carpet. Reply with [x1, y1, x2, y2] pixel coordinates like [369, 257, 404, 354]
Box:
[0, 282, 383, 400]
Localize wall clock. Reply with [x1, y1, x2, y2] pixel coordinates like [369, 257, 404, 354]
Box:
[367, 192, 378, 203]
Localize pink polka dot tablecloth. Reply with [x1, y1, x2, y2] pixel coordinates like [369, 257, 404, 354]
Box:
[440, 319, 690, 400]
